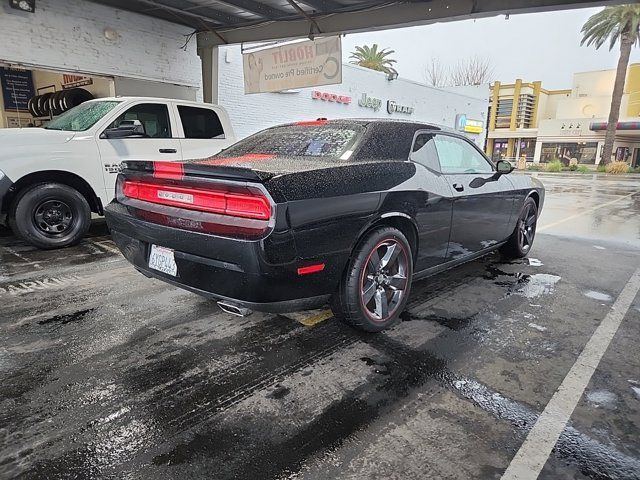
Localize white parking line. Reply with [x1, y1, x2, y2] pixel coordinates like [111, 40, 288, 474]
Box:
[538, 191, 637, 232]
[501, 266, 640, 480]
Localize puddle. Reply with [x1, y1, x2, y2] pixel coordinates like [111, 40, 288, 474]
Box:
[586, 389, 618, 408]
[593, 245, 606, 250]
[38, 308, 96, 325]
[631, 386, 640, 400]
[583, 290, 613, 303]
[514, 274, 561, 299]
[266, 384, 290, 400]
[527, 258, 543, 266]
[359, 357, 391, 375]
[528, 323, 547, 332]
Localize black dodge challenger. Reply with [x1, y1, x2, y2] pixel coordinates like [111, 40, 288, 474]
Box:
[104, 119, 544, 332]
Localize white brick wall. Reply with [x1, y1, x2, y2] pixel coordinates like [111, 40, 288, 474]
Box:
[217, 45, 489, 147]
[0, 0, 201, 88]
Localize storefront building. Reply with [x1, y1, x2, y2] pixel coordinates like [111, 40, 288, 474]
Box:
[0, 0, 202, 129]
[214, 45, 489, 146]
[486, 64, 640, 166]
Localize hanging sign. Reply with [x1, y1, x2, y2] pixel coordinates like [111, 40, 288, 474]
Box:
[0, 68, 35, 112]
[243, 36, 342, 94]
[62, 74, 93, 89]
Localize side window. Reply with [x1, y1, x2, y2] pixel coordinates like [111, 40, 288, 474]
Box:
[434, 135, 494, 174]
[410, 133, 440, 172]
[178, 106, 225, 139]
[107, 103, 171, 138]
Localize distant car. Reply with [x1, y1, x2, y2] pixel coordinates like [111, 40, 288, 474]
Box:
[0, 97, 235, 249]
[104, 119, 544, 332]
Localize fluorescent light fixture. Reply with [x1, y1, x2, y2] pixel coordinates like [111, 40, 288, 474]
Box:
[9, 0, 35, 13]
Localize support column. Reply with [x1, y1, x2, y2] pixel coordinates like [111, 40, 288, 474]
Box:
[197, 44, 219, 104]
[510, 79, 522, 131]
[506, 138, 515, 159]
[485, 138, 494, 158]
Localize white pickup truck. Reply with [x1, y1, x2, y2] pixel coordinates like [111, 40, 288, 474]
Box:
[0, 97, 235, 249]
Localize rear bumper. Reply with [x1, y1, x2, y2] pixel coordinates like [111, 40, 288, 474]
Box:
[105, 202, 343, 312]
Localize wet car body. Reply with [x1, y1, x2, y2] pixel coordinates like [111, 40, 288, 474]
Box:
[104, 119, 544, 322]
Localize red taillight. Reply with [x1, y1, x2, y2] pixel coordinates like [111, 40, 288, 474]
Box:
[122, 180, 271, 220]
[153, 162, 184, 180]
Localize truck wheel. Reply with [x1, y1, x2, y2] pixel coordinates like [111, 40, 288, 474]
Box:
[9, 183, 91, 250]
[331, 226, 413, 332]
[500, 197, 538, 259]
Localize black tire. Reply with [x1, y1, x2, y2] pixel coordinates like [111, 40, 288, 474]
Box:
[331, 226, 413, 332]
[9, 183, 91, 250]
[500, 197, 538, 259]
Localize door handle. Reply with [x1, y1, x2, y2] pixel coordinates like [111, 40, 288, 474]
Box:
[452, 183, 465, 192]
[159, 148, 177, 154]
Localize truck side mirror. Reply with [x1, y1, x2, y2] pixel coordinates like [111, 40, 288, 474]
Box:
[100, 120, 146, 139]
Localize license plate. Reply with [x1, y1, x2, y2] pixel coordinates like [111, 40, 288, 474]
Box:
[148, 244, 177, 277]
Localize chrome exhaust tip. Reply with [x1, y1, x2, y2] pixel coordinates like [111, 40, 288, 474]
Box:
[217, 301, 252, 317]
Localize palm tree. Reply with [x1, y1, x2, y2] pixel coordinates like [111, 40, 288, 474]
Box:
[349, 44, 398, 75]
[581, 5, 640, 165]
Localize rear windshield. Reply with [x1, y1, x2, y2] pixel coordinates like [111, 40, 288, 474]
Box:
[220, 124, 362, 159]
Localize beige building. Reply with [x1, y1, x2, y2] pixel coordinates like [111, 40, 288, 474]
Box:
[486, 63, 640, 167]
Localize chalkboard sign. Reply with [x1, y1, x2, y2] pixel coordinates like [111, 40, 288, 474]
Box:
[0, 68, 35, 112]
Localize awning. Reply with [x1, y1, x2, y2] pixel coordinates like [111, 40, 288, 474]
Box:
[590, 121, 640, 131]
[88, 0, 626, 46]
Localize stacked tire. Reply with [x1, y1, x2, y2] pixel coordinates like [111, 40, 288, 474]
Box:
[27, 88, 94, 118]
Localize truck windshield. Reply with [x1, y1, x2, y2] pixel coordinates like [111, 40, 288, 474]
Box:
[221, 124, 362, 159]
[44, 100, 121, 132]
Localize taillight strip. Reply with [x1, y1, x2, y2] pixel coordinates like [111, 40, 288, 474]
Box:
[122, 180, 271, 220]
[153, 162, 184, 180]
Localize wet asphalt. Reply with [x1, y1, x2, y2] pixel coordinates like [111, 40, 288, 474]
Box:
[0, 172, 639, 479]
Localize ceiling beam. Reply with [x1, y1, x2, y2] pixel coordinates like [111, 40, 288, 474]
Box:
[296, 0, 344, 11]
[202, 0, 287, 19]
[134, 0, 245, 26]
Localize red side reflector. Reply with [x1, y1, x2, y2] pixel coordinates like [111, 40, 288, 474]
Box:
[153, 162, 184, 180]
[295, 119, 329, 126]
[297, 263, 325, 275]
[122, 180, 271, 220]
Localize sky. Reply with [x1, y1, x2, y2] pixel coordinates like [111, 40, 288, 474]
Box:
[341, 6, 640, 90]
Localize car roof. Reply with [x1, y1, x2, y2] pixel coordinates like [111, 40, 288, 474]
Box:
[279, 118, 453, 132]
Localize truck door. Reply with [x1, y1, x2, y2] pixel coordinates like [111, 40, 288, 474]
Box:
[97, 102, 182, 201]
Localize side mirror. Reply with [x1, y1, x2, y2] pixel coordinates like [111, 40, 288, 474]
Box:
[100, 120, 146, 139]
[496, 160, 514, 174]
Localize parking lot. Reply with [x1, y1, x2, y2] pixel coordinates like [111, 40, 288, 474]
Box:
[1, 173, 639, 479]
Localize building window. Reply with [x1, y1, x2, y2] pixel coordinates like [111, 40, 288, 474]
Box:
[495, 97, 513, 129]
[615, 147, 631, 163]
[540, 142, 598, 164]
[516, 94, 535, 129]
[517, 139, 536, 161]
[492, 139, 509, 161]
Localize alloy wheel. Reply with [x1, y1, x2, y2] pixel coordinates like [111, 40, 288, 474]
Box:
[517, 203, 537, 252]
[360, 239, 409, 321]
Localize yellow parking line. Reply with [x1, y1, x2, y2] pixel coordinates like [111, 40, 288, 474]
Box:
[298, 309, 334, 326]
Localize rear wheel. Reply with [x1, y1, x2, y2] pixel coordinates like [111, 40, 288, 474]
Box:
[331, 227, 413, 332]
[9, 183, 91, 249]
[501, 197, 538, 259]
